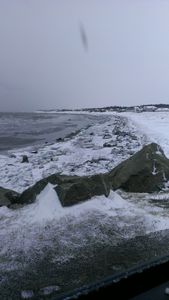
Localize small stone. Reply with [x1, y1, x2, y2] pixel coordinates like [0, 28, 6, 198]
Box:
[31, 150, 38, 154]
[131, 135, 138, 140]
[9, 154, 16, 158]
[22, 155, 29, 163]
[56, 137, 63, 142]
[103, 143, 112, 148]
[103, 134, 112, 139]
[128, 150, 135, 155]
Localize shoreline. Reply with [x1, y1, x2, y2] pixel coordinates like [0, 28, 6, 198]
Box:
[0, 112, 108, 155]
[0, 113, 141, 193]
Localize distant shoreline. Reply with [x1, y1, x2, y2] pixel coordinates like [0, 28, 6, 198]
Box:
[0, 112, 107, 154]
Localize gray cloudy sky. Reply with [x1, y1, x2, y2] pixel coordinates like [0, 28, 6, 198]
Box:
[0, 0, 169, 111]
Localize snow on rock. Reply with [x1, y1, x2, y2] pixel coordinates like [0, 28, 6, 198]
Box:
[24, 184, 63, 223]
[109, 143, 169, 193]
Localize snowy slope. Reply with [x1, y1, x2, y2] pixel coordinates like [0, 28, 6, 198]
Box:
[1, 184, 169, 273]
[123, 111, 169, 158]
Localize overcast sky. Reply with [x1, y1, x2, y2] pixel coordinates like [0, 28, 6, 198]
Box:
[0, 0, 169, 111]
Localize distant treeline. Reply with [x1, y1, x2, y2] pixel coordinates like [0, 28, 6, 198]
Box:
[39, 103, 169, 113]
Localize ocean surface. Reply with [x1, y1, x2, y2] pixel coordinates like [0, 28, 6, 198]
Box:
[0, 112, 105, 152]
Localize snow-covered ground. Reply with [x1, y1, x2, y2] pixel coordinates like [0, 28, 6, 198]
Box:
[1, 111, 169, 249]
[1, 111, 169, 299]
[1, 183, 169, 299]
[123, 111, 169, 158]
[0, 113, 146, 193]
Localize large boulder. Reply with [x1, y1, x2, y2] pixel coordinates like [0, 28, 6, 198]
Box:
[109, 143, 169, 193]
[21, 155, 29, 163]
[18, 173, 110, 206]
[4, 142, 169, 208]
[18, 174, 69, 205]
[55, 174, 110, 206]
[0, 187, 20, 207]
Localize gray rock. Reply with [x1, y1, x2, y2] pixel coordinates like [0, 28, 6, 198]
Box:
[130, 134, 138, 140]
[103, 141, 117, 148]
[0, 187, 20, 207]
[55, 174, 110, 206]
[103, 134, 112, 139]
[56, 137, 64, 142]
[22, 155, 29, 163]
[113, 128, 128, 137]
[103, 142, 112, 148]
[9, 142, 169, 208]
[9, 154, 16, 158]
[18, 174, 63, 205]
[19, 173, 110, 207]
[109, 143, 169, 193]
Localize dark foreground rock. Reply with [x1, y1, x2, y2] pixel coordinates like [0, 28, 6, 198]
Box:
[0, 187, 20, 207]
[18, 173, 110, 206]
[21, 155, 29, 163]
[55, 174, 110, 206]
[109, 143, 169, 193]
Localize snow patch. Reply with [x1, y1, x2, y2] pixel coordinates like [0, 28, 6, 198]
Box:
[20, 185, 126, 224]
[26, 183, 63, 223]
[123, 111, 169, 158]
[39, 285, 60, 295]
[21, 290, 34, 299]
[152, 160, 158, 175]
